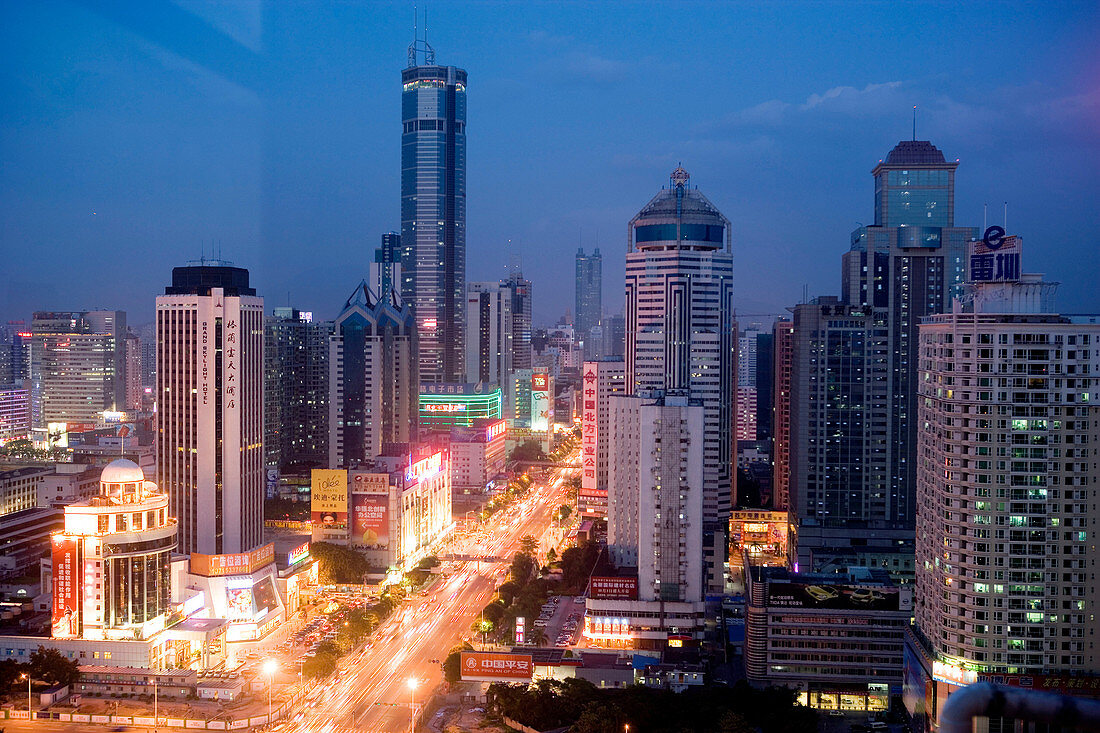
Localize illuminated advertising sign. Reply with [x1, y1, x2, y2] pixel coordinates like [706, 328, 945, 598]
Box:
[226, 587, 253, 620]
[51, 536, 80, 638]
[311, 469, 348, 527]
[405, 451, 443, 484]
[287, 542, 310, 566]
[579, 363, 604, 513]
[425, 403, 466, 412]
[189, 543, 275, 577]
[515, 616, 525, 645]
[351, 471, 389, 492]
[933, 661, 978, 687]
[590, 576, 638, 600]
[969, 227, 1022, 283]
[460, 652, 534, 682]
[530, 372, 551, 432]
[765, 581, 912, 612]
[485, 420, 507, 442]
[351, 494, 389, 547]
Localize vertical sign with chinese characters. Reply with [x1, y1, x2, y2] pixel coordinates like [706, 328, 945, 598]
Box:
[515, 616, 525, 645]
[221, 291, 243, 548]
[579, 362, 606, 515]
[51, 536, 80, 638]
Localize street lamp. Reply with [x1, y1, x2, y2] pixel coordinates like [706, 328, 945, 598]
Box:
[407, 677, 418, 733]
[263, 659, 278, 723]
[21, 673, 30, 714]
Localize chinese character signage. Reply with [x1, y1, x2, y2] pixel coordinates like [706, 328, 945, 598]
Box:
[51, 536, 80, 638]
[351, 493, 389, 547]
[190, 542, 276, 577]
[579, 362, 605, 514]
[590, 575, 638, 600]
[311, 469, 348, 526]
[969, 227, 1022, 283]
[460, 652, 534, 682]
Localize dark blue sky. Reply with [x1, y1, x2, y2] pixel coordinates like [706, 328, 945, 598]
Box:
[2, 1, 1098, 327]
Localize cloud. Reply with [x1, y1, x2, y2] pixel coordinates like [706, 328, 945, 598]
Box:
[559, 50, 630, 84]
[799, 81, 904, 113]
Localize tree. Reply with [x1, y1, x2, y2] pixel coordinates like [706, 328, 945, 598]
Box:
[528, 626, 549, 647]
[557, 504, 572, 522]
[518, 535, 538, 559]
[29, 646, 79, 686]
[0, 658, 25, 691]
[496, 581, 519, 607]
[442, 642, 474, 684]
[509, 441, 547, 462]
[546, 547, 558, 564]
[309, 542, 376, 584]
[560, 541, 600, 591]
[509, 552, 537, 584]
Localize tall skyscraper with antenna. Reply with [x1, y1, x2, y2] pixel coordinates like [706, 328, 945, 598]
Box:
[401, 18, 467, 383]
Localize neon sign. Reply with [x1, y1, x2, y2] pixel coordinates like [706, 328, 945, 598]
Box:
[405, 451, 443, 484]
[485, 420, 507, 441]
[425, 403, 466, 412]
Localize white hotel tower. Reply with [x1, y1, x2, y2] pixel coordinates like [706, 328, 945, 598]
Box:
[156, 263, 264, 556]
[912, 254, 1099, 698]
[624, 167, 735, 594]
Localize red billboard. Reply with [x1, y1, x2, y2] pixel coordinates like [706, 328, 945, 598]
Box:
[460, 652, 533, 682]
[51, 536, 80, 638]
[590, 576, 638, 600]
[351, 494, 389, 547]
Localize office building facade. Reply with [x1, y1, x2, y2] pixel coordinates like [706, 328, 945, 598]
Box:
[400, 51, 467, 383]
[623, 166, 735, 594]
[328, 281, 418, 467]
[465, 281, 513, 386]
[771, 319, 794, 511]
[30, 310, 127, 427]
[156, 262, 264, 556]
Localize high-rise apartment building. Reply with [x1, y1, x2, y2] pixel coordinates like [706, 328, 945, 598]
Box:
[265, 308, 333, 470]
[575, 247, 602, 339]
[771, 319, 793, 511]
[907, 258, 1099, 728]
[400, 43, 467, 384]
[0, 321, 31, 387]
[30, 310, 127, 427]
[156, 262, 264, 556]
[609, 392, 705, 602]
[755, 330, 775, 442]
[377, 232, 401, 299]
[623, 166, 735, 594]
[328, 281, 418, 467]
[465, 281, 513, 386]
[503, 269, 532, 371]
[124, 330, 142, 410]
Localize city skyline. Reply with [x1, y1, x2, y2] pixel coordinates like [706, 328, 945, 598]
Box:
[2, 2, 1098, 327]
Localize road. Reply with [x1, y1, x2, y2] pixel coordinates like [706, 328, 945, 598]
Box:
[285, 458, 577, 733]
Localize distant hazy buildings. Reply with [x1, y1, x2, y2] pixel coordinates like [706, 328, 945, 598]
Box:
[400, 44, 467, 383]
[265, 307, 333, 470]
[575, 247, 602, 343]
[621, 166, 735, 595]
[328, 281, 418, 467]
[30, 310, 127, 428]
[156, 262, 264, 556]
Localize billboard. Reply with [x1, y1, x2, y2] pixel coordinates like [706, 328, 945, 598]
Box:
[51, 536, 80, 638]
[590, 575, 638, 600]
[351, 493, 389, 547]
[579, 363, 605, 513]
[311, 469, 348, 527]
[189, 543, 276, 577]
[969, 227, 1021, 283]
[350, 471, 389, 493]
[765, 581, 912, 612]
[530, 372, 551, 432]
[460, 652, 533, 682]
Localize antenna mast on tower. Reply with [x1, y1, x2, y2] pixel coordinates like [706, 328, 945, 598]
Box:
[407, 7, 435, 67]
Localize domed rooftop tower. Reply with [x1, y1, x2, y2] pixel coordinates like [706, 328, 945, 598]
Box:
[629, 166, 731, 253]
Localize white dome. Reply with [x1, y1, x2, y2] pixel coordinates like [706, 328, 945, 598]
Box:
[100, 459, 145, 484]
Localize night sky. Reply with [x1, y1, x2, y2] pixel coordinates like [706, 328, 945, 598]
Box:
[2, 1, 1097, 328]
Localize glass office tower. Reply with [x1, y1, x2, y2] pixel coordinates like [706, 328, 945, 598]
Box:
[400, 49, 467, 384]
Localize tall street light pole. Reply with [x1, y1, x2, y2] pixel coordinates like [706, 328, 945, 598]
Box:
[407, 677, 418, 733]
[22, 673, 30, 714]
[264, 659, 278, 724]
